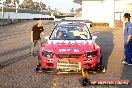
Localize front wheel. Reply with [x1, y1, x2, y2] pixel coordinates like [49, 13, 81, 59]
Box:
[35, 64, 44, 72]
[96, 56, 106, 73]
[96, 62, 106, 73]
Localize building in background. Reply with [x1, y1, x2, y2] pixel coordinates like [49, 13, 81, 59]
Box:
[74, 0, 132, 27]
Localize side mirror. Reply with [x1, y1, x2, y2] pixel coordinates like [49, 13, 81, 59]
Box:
[93, 36, 97, 41]
[45, 36, 50, 40]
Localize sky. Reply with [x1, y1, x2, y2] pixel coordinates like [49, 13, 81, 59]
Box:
[20, 0, 81, 12]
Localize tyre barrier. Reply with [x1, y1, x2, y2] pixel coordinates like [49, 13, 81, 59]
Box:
[33, 18, 54, 20]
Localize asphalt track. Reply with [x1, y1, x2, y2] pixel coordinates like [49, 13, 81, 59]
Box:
[0, 21, 132, 88]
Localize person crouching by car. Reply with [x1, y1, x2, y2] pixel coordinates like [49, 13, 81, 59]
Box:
[31, 20, 45, 56]
[122, 13, 132, 65]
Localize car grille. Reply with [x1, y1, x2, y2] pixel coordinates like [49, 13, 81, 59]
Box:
[57, 54, 82, 58]
[57, 61, 81, 71]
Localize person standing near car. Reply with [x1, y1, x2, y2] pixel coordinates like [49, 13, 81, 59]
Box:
[31, 20, 45, 56]
[122, 13, 132, 65]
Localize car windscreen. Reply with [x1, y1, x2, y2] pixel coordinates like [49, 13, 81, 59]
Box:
[49, 25, 92, 40]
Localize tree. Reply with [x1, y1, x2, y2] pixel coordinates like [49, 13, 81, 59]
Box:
[53, 8, 58, 15]
[15, 0, 19, 4]
[47, 6, 51, 11]
[20, 0, 28, 9]
[5, 0, 11, 5]
[20, 0, 34, 10]
[27, 0, 34, 9]
[14, 0, 19, 5]
[34, 2, 39, 10]
[39, 2, 46, 10]
[12, 0, 19, 7]
[29, 2, 34, 9]
[75, 7, 82, 12]
[27, 0, 33, 3]
[19, 0, 47, 11]
[24, 0, 27, 2]
[70, 8, 74, 12]
[0, 0, 1, 3]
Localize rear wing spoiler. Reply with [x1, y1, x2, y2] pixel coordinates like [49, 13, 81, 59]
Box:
[60, 18, 92, 28]
[61, 19, 92, 23]
[32, 18, 92, 27]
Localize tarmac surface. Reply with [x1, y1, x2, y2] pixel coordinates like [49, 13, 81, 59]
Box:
[0, 20, 132, 88]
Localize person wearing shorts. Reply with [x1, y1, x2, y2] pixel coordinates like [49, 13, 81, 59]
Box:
[31, 20, 45, 56]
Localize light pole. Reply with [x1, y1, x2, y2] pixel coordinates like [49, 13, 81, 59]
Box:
[15, 1, 18, 19]
[1, 0, 4, 17]
[1, 0, 6, 18]
[114, 0, 115, 28]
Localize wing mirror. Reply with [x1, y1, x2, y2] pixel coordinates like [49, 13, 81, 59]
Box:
[45, 36, 50, 40]
[92, 36, 97, 41]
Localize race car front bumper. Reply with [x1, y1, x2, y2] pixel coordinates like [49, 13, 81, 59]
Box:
[38, 54, 99, 72]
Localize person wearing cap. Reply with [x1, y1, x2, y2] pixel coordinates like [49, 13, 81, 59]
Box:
[122, 13, 132, 65]
[31, 20, 45, 56]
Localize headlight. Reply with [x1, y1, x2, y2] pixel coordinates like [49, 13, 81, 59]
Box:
[42, 50, 53, 58]
[84, 50, 98, 58]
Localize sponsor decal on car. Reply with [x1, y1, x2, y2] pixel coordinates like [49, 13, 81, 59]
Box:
[59, 49, 80, 52]
[47, 40, 93, 45]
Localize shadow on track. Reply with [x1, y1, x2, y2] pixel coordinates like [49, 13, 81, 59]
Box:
[93, 30, 114, 69]
[120, 66, 132, 88]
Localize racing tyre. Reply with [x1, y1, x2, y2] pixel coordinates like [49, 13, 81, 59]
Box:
[96, 62, 106, 73]
[35, 64, 43, 72]
[96, 55, 106, 73]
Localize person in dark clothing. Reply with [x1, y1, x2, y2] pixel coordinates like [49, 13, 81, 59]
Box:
[31, 20, 45, 55]
[122, 13, 132, 65]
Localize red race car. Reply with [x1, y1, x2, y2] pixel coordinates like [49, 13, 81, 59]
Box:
[36, 21, 106, 73]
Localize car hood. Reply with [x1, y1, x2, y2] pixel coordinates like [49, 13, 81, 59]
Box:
[41, 40, 96, 54]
